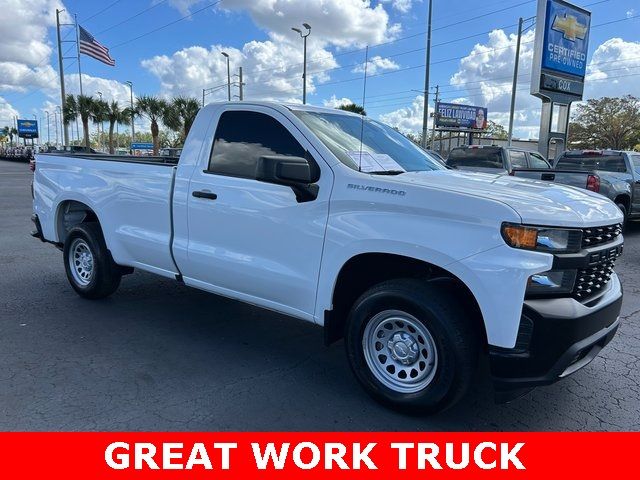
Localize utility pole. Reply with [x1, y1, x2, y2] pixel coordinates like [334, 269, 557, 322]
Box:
[56, 9, 69, 146]
[421, 0, 433, 148]
[75, 14, 83, 95]
[508, 17, 524, 146]
[45, 111, 50, 145]
[221, 52, 231, 101]
[126, 81, 135, 151]
[430, 85, 439, 150]
[292, 23, 311, 104]
[238, 67, 244, 100]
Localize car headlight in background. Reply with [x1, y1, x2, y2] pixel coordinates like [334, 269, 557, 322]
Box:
[526, 269, 576, 295]
[501, 223, 582, 253]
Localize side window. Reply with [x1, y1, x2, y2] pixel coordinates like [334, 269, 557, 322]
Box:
[632, 155, 640, 176]
[529, 152, 551, 169]
[208, 111, 306, 178]
[509, 150, 527, 169]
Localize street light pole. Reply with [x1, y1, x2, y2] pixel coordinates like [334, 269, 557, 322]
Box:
[126, 81, 135, 151]
[292, 23, 311, 104]
[508, 17, 524, 146]
[45, 111, 50, 145]
[221, 52, 231, 101]
[421, 0, 433, 148]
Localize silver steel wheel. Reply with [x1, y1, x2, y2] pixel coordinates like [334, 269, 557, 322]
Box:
[68, 238, 94, 286]
[362, 310, 438, 393]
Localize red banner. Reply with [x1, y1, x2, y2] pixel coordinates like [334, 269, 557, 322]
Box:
[0, 432, 636, 478]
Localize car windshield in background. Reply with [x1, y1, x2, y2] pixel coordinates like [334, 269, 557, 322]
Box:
[447, 147, 503, 169]
[556, 155, 627, 173]
[293, 110, 445, 173]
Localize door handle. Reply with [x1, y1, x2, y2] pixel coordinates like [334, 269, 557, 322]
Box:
[192, 190, 218, 200]
[541, 173, 555, 181]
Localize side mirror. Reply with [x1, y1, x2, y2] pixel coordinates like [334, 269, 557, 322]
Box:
[256, 153, 320, 202]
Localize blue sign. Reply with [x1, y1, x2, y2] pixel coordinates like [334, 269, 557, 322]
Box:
[435, 102, 488, 130]
[130, 142, 154, 150]
[17, 119, 39, 139]
[541, 0, 590, 78]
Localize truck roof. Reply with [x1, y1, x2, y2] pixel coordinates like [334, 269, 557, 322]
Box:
[204, 101, 364, 117]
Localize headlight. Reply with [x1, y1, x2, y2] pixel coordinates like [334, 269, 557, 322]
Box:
[527, 270, 576, 295]
[501, 223, 582, 253]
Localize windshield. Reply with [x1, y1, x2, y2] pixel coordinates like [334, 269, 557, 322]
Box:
[293, 110, 445, 173]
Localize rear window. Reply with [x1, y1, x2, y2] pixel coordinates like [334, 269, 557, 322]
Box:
[447, 147, 503, 169]
[555, 155, 627, 173]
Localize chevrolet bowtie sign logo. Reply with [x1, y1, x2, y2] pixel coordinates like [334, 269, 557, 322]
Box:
[552, 13, 587, 41]
[22, 121, 34, 127]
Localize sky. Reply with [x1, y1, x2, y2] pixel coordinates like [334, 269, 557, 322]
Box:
[0, 0, 639, 141]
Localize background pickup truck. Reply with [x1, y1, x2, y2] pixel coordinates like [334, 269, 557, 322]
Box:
[32, 102, 624, 413]
[446, 145, 553, 174]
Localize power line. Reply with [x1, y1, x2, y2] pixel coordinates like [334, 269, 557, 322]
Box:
[96, 0, 169, 35]
[82, 0, 124, 23]
[110, 1, 221, 49]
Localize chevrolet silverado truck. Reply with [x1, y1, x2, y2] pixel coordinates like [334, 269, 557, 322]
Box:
[32, 102, 624, 413]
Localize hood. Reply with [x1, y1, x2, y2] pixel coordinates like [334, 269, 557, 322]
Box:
[395, 170, 623, 227]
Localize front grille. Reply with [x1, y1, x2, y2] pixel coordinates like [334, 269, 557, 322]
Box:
[573, 257, 617, 300]
[581, 224, 622, 249]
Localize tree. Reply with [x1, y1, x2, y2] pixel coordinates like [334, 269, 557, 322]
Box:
[337, 103, 367, 115]
[569, 95, 640, 150]
[483, 120, 508, 140]
[64, 94, 96, 148]
[104, 101, 130, 154]
[165, 96, 200, 142]
[135, 95, 169, 155]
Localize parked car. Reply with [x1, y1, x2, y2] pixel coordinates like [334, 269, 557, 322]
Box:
[160, 147, 183, 157]
[550, 150, 640, 223]
[32, 102, 624, 413]
[446, 145, 552, 174]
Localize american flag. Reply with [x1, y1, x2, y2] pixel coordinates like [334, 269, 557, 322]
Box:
[79, 26, 115, 66]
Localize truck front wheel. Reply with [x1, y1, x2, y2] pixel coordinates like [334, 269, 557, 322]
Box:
[345, 279, 479, 413]
[63, 223, 122, 299]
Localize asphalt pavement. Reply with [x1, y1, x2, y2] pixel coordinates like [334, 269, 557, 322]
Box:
[1, 159, 638, 431]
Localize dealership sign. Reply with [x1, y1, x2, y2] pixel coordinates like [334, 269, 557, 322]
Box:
[16, 119, 39, 139]
[435, 102, 488, 130]
[531, 0, 591, 101]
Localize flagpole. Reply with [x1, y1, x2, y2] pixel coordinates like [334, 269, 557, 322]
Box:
[56, 8, 69, 146]
[75, 14, 83, 96]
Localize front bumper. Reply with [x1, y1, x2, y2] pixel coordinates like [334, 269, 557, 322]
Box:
[490, 273, 622, 397]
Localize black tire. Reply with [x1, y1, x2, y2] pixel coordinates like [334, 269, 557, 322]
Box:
[63, 222, 122, 299]
[616, 202, 628, 229]
[345, 279, 479, 414]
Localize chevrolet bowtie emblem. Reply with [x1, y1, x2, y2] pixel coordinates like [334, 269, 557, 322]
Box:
[22, 121, 33, 127]
[552, 13, 587, 41]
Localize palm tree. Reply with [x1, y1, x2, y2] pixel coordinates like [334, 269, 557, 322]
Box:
[9, 127, 17, 147]
[91, 99, 109, 151]
[337, 103, 367, 116]
[65, 94, 96, 148]
[135, 95, 168, 155]
[169, 96, 201, 142]
[101, 101, 131, 154]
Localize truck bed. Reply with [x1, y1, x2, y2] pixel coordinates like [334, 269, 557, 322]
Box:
[512, 168, 591, 189]
[33, 153, 179, 278]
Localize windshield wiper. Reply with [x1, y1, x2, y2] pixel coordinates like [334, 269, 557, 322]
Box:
[366, 170, 405, 175]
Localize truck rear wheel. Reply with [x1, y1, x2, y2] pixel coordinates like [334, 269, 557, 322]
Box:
[63, 223, 122, 299]
[345, 279, 479, 413]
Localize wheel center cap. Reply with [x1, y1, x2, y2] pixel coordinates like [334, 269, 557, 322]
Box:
[388, 332, 419, 365]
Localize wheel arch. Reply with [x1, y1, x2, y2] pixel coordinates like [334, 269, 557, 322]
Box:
[323, 252, 487, 348]
[55, 198, 101, 244]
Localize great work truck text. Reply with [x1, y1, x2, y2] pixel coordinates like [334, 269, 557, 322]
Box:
[104, 441, 526, 471]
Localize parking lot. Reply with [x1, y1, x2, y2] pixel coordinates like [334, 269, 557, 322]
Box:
[1, 158, 639, 431]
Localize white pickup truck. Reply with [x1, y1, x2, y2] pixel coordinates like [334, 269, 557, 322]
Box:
[32, 102, 624, 413]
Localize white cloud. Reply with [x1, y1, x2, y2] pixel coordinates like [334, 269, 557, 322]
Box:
[379, 95, 426, 133]
[323, 95, 354, 108]
[169, 0, 400, 47]
[0, 96, 19, 125]
[380, 0, 415, 13]
[585, 38, 640, 98]
[627, 9, 636, 18]
[352, 55, 400, 75]
[0, 0, 69, 93]
[142, 36, 337, 102]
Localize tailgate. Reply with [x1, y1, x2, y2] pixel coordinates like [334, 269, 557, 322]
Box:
[512, 168, 590, 188]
